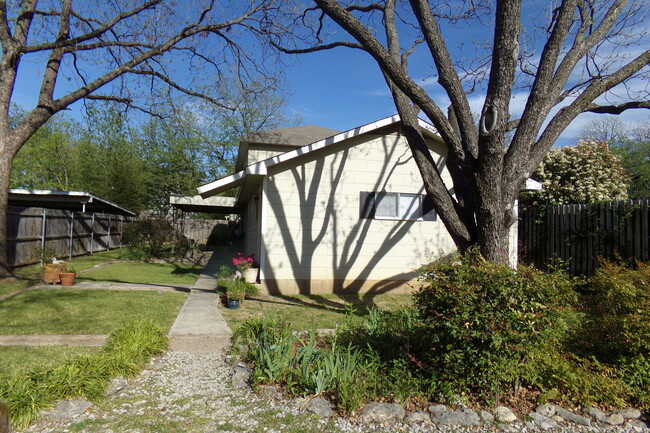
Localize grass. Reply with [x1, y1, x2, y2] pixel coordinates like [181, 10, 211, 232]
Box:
[0, 249, 124, 298]
[0, 289, 187, 335]
[79, 261, 202, 285]
[0, 249, 201, 299]
[0, 346, 99, 376]
[220, 293, 413, 331]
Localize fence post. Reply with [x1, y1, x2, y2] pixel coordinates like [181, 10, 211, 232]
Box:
[107, 214, 112, 250]
[39, 209, 46, 266]
[69, 212, 74, 261]
[90, 213, 95, 254]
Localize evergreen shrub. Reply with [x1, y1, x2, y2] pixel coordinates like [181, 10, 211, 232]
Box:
[413, 255, 580, 399]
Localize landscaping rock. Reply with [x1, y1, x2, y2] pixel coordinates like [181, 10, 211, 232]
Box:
[305, 397, 335, 418]
[526, 412, 559, 430]
[430, 408, 481, 426]
[554, 406, 592, 426]
[427, 404, 448, 416]
[359, 402, 405, 424]
[105, 376, 128, 396]
[617, 408, 642, 419]
[627, 419, 650, 431]
[48, 399, 93, 420]
[231, 362, 252, 389]
[405, 411, 432, 425]
[604, 413, 625, 426]
[479, 410, 494, 423]
[289, 397, 309, 410]
[494, 406, 517, 423]
[257, 385, 283, 400]
[535, 403, 556, 418]
[0, 400, 10, 433]
[583, 407, 607, 422]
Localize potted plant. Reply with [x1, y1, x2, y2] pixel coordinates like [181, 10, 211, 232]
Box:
[59, 265, 77, 287]
[38, 248, 66, 284]
[225, 280, 245, 309]
[232, 252, 259, 283]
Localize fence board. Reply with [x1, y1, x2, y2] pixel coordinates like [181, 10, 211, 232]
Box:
[519, 200, 650, 276]
[7, 206, 136, 267]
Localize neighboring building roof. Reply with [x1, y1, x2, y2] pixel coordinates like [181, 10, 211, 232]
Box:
[169, 194, 242, 213]
[236, 125, 341, 171]
[200, 114, 440, 200]
[246, 125, 341, 146]
[8, 189, 136, 216]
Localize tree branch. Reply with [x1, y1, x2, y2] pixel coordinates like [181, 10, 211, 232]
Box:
[584, 101, 650, 114]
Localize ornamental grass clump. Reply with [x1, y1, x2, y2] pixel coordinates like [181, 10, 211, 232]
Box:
[0, 320, 167, 430]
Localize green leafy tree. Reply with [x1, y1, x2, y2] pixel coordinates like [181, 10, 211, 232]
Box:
[0, 0, 286, 275]
[523, 140, 630, 206]
[10, 112, 80, 190]
[580, 116, 650, 199]
[75, 105, 148, 212]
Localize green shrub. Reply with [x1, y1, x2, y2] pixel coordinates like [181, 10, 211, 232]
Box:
[582, 259, 650, 362]
[121, 218, 185, 260]
[413, 256, 580, 400]
[0, 320, 167, 430]
[217, 278, 259, 299]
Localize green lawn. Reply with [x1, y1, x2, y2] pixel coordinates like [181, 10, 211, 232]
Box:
[0, 249, 125, 298]
[79, 262, 201, 285]
[0, 346, 100, 376]
[0, 289, 187, 335]
[220, 294, 414, 331]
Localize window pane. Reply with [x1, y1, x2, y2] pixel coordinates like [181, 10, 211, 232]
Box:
[399, 193, 421, 219]
[376, 193, 397, 217]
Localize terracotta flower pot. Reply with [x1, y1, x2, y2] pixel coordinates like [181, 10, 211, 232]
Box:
[42, 263, 67, 284]
[59, 272, 76, 286]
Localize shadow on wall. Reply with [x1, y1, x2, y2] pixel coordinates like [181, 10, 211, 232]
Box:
[263, 134, 452, 298]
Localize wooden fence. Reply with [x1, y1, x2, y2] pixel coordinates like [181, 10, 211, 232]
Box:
[7, 206, 137, 268]
[519, 200, 650, 275]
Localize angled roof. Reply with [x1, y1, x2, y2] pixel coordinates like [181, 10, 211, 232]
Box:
[246, 125, 340, 146]
[236, 125, 341, 171]
[200, 114, 441, 199]
[8, 189, 136, 216]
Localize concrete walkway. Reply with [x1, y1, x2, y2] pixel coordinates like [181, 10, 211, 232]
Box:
[168, 248, 233, 353]
[0, 250, 234, 352]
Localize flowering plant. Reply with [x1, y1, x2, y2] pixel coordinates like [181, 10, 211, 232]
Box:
[232, 253, 257, 272]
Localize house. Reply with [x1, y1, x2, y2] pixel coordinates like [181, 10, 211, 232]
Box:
[196, 114, 529, 295]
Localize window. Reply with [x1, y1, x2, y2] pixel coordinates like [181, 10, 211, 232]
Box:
[360, 192, 436, 221]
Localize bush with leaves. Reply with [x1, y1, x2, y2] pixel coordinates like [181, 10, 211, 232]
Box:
[522, 139, 630, 206]
[580, 259, 650, 410]
[121, 217, 185, 260]
[413, 255, 581, 400]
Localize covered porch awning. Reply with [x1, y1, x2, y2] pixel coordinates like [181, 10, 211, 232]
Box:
[169, 194, 244, 214]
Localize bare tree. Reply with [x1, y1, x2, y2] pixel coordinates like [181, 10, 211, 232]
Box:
[0, 0, 283, 275]
[266, 0, 650, 264]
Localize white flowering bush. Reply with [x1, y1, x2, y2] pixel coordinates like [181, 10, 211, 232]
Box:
[524, 140, 630, 205]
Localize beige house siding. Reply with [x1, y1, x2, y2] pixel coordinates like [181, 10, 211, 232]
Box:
[260, 132, 456, 294]
[248, 147, 293, 166]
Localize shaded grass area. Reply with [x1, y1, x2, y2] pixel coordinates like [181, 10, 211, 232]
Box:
[220, 294, 413, 331]
[0, 249, 125, 299]
[0, 346, 99, 376]
[0, 289, 187, 335]
[79, 261, 202, 285]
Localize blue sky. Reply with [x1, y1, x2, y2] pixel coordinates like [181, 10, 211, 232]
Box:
[10, 2, 649, 148]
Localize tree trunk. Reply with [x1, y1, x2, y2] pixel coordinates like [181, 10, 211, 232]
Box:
[0, 145, 13, 276]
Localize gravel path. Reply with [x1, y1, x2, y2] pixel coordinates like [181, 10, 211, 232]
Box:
[23, 350, 647, 433]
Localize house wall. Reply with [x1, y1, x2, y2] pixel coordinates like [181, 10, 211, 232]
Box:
[260, 132, 457, 295]
[248, 146, 293, 166]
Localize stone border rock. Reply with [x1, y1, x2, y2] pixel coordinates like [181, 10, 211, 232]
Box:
[227, 357, 649, 432]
